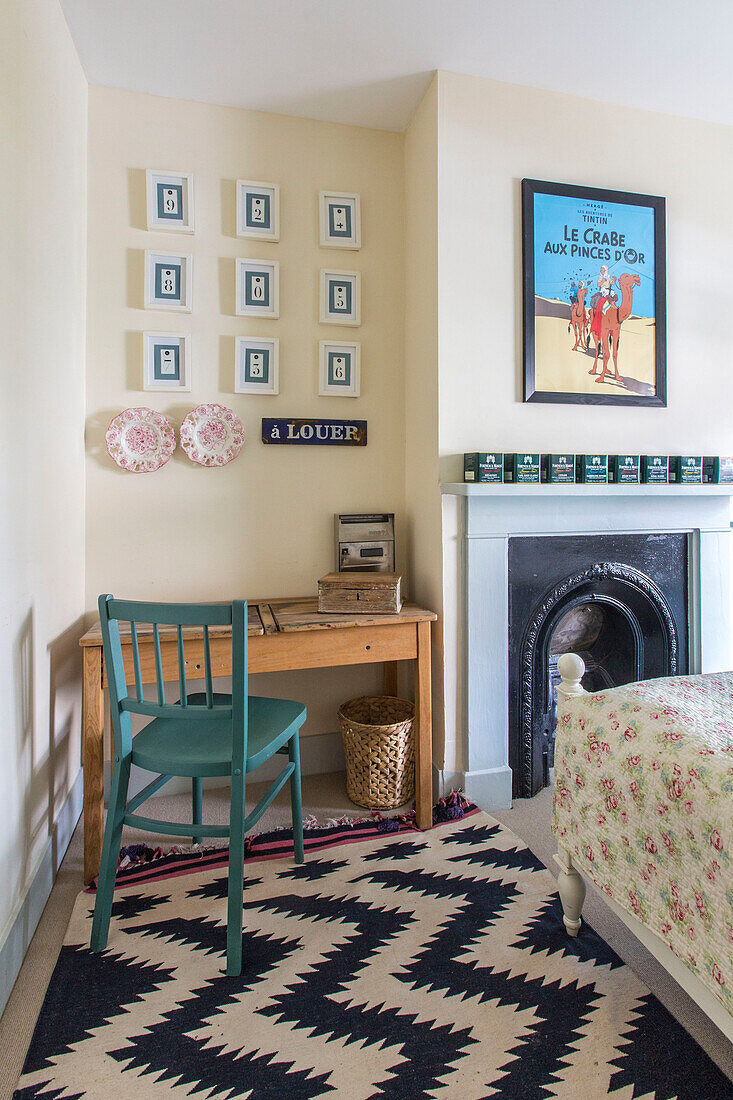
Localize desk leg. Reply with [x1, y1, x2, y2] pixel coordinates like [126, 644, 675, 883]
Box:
[382, 661, 399, 698]
[414, 621, 433, 830]
[83, 646, 105, 884]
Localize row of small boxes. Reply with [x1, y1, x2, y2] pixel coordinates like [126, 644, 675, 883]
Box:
[463, 454, 733, 485]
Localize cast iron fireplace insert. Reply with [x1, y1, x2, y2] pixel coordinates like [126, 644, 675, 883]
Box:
[508, 532, 688, 798]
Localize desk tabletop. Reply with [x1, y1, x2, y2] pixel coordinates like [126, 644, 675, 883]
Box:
[79, 597, 436, 647]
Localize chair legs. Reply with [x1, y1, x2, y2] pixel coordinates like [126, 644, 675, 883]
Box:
[289, 734, 304, 865]
[192, 776, 203, 844]
[226, 766, 246, 976]
[90, 754, 132, 952]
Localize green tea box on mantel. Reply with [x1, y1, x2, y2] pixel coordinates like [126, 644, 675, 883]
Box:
[463, 452, 504, 483]
[577, 454, 609, 484]
[610, 455, 641, 483]
[670, 456, 703, 484]
[542, 454, 576, 483]
[642, 455, 670, 483]
[704, 456, 733, 484]
[507, 453, 541, 483]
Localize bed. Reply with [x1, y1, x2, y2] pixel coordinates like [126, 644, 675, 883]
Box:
[552, 653, 733, 1041]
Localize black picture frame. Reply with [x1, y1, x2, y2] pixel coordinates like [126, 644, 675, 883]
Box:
[522, 178, 667, 407]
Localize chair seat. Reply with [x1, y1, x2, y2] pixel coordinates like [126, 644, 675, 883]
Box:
[131, 692, 306, 777]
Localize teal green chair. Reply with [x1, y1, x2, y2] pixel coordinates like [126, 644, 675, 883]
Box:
[90, 595, 306, 976]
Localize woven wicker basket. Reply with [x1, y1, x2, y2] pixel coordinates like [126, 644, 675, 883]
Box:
[338, 696, 415, 810]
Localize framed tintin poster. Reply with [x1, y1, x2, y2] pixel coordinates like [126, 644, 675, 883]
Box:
[522, 179, 666, 407]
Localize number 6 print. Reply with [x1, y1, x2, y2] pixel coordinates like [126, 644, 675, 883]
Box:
[319, 340, 360, 397]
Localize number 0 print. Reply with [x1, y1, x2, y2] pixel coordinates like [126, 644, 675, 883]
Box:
[237, 260, 279, 317]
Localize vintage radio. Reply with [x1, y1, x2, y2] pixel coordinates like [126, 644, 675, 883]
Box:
[463, 452, 504, 483]
[577, 454, 609, 484]
[335, 513, 395, 573]
[641, 455, 670, 483]
[542, 454, 576, 483]
[318, 571, 402, 614]
[670, 456, 703, 484]
[610, 455, 641, 483]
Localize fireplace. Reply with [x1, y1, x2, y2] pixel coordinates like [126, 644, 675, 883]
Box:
[440, 482, 733, 811]
[508, 532, 688, 797]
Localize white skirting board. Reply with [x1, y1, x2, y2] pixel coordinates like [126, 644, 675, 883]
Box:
[0, 768, 84, 1019]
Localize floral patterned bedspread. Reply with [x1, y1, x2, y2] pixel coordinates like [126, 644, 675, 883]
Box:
[552, 672, 733, 1013]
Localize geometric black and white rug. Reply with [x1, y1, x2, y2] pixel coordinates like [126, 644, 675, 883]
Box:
[13, 808, 733, 1099]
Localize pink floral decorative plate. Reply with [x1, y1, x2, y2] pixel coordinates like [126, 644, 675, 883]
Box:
[106, 407, 176, 473]
[180, 404, 245, 467]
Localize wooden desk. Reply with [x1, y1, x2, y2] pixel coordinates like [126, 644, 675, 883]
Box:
[79, 597, 437, 883]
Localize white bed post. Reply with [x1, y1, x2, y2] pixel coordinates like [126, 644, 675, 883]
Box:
[553, 653, 588, 936]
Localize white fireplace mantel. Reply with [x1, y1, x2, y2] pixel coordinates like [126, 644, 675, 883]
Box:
[441, 481, 733, 810]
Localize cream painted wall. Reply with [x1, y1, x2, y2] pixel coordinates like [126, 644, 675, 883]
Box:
[433, 70, 733, 775]
[0, 0, 87, 956]
[86, 87, 405, 738]
[437, 70, 733, 467]
[404, 78, 445, 773]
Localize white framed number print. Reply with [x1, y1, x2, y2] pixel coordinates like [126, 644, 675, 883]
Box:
[237, 180, 280, 242]
[146, 170, 194, 233]
[143, 332, 191, 391]
[235, 259, 279, 318]
[319, 191, 360, 249]
[320, 270, 360, 326]
[319, 340, 360, 397]
[235, 337, 279, 394]
[144, 250, 192, 312]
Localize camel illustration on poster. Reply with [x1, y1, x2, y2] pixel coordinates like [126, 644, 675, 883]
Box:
[522, 179, 667, 407]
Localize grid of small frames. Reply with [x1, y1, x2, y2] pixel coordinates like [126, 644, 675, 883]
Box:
[141, 171, 363, 400]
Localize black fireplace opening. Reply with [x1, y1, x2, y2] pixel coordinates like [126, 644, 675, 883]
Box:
[508, 532, 689, 798]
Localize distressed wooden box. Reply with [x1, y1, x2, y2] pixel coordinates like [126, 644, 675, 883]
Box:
[318, 571, 402, 614]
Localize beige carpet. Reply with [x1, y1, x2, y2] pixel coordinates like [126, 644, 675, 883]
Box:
[0, 774, 731, 1098]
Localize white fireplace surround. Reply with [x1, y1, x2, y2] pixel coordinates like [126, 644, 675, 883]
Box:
[441, 483, 733, 810]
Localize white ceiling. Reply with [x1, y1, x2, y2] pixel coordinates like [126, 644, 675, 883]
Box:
[60, 0, 733, 133]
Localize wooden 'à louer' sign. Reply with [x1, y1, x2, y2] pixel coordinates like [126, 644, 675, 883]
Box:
[262, 418, 367, 446]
